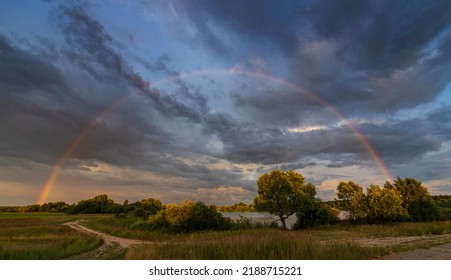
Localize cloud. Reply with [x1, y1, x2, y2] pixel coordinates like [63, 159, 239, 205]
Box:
[1, 1, 451, 205]
[173, 0, 451, 115]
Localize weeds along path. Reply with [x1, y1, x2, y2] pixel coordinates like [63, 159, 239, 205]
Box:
[383, 242, 451, 260]
[64, 220, 152, 248]
[356, 234, 451, 260]
[64, 220, 154, 259]
[357, 233, 451, 247]
[65, 220, 451, 260]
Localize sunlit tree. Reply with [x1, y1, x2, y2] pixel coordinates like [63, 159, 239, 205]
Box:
[254, 170, 314, 230]
[336, 181, 366, 221]
[365, 185, 407, 223]
[385, 177, 439, 221]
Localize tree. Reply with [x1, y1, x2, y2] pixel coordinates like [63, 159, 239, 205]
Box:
[365, 185, 407, 223]
[294, 197, 340, 229]
[67, 194, 116, 214]
[336, 181, 366, 221]
[149, 200, 230, 232]
[133, 207, 147, 219]
[254, 170, 313, 230]
[139, 198, 163, 215]
[385, 177, 439, 221]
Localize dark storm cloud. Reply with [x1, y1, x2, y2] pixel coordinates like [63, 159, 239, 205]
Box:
[175, 0, 451, 116]
[427, 106, 451, 137]
[0, 33, 85, 164]
[0, 29, 167, 169]
[175, 0, 303, 56]
[58, 6, 123, 79]
[200, 111, 365, 165]
[0, 34, 65, 94]
[134, 55, 169, 73]
[58, 4, 212, 123]
[1, 2, 240, 193]
[2, 0, 451, 205]
[293, 0, 451, 113]
[307, 0, 451, 72]
[360, 109, 451, 164]
[198, 104, 451, 169]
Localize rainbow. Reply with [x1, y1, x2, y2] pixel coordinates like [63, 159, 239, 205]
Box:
[37, 68, 393, 204]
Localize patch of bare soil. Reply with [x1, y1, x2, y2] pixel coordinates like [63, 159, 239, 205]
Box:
[64, 220, 152, 259]
[66, 220, 451, 260]
[383, 243, 451, 260]
[356, 234, 451, 260]
[357, 234, 451, 247]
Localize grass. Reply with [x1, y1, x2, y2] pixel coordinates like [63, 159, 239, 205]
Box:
[316, 221, 451, 237]
[2, 213, 451, 260]
[82, 216, 176, 241]
[123, 221, 451, 260]
[125, 229, 389, 259]
[0, 213, 103, 259]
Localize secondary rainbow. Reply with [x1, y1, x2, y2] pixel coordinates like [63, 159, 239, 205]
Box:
[37, 68, 393, 204]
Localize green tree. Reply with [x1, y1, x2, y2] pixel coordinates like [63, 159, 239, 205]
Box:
[67, 194, 116, 214]
[254, 170, 313, 230]
[336, 181, 366, 221]
[385, 177, 439, 221]
[149, 200, 230, 232]
[139, 198, 163, 215]
[133, 207, 147, 219]
[365, 185, 407, 223]
[294, 197, 340, 229]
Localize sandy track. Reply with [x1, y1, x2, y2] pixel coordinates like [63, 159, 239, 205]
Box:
[65, 220, 451, 259]
[357, 234, 451, 247]
[356, 234, 451, 260]
[64, 220, 151, 248]
[383, 243, 451, 260]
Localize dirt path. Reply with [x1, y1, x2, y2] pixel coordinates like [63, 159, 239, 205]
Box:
[65, 220, 151, 247]
[356, 234, 451, 260]
[357, 233, 451, 247]
[64, 220, 152, 259]
[383, 243, 451, 260]
[65, 220, 451, 259]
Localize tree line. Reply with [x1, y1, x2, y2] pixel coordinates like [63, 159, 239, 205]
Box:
[5, 170, 451, 232]
[12, 195, 163, 215]
[254, 170, 450, 229]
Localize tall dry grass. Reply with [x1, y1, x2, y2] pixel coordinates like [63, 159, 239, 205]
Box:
[0, 213, 103, 259]
[125, 229, 388, 259]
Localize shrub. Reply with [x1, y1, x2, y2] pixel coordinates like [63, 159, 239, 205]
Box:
[133, 207, 147, 219]
[147, 201, 230, 232]
[294, 199, 340, 230]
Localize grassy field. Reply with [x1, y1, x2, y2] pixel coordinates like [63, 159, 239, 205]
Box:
[124, 223, 451, 260]
[2, 213, 451, 260]
[124, 229, 387, 259]
[0, 213, 103, 259]
[82, 215, 451, 259]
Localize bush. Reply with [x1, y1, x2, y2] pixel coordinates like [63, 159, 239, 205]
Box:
[408, 199, 441, 221]
[294, 199, 340, 230]
[115, 212, 127, 218]
[147, 201, 231, 232]
[133, 207, 147, 219]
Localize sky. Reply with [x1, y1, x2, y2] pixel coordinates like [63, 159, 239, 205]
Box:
[1, 0, 451, 206]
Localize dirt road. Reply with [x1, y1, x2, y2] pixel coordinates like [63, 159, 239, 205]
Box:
[383, 242, 451, 259]
[65, 220, 151, 247]
[65, 220, 451, 259]
[356, 234, 451, 259]
[64, 220, 152, 259]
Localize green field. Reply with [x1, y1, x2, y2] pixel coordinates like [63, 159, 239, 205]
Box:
[123, 221, 451, 259]
[0, 213, 103, 259]
[1, 213, 451, 260]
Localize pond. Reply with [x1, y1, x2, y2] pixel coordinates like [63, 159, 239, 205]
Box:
[220, 212, 297, 229]
[221, 211, 348, 229]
